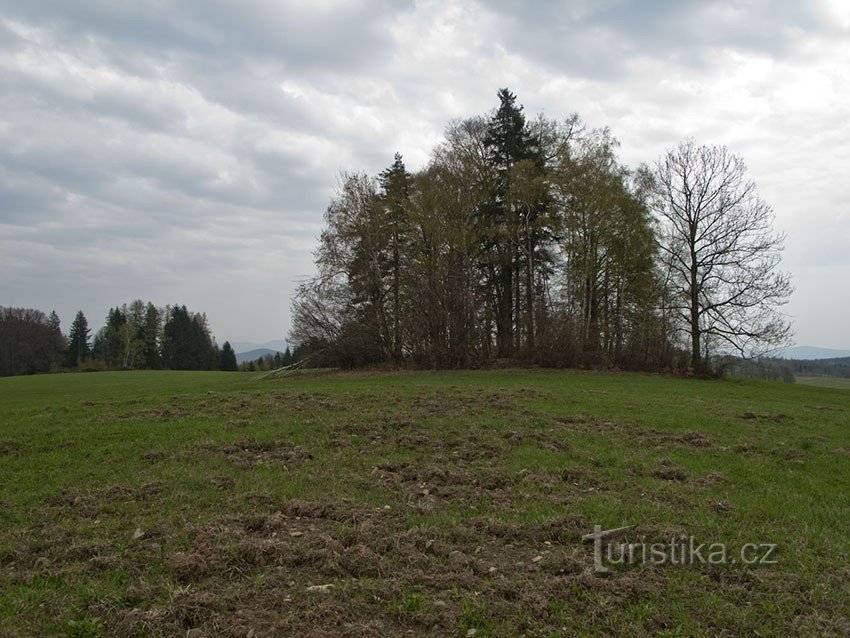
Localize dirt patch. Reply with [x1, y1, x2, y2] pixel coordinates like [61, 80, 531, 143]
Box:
[731, 444, 759, 457]
[777, 448, 808, 463]
[504, 430, 572, 452]
[739, 412, 792, 423]
[695, 471, 726, 486]
[102, 406, 190, 422]
[370, 461, 519, 509]
[105, 496, 619, 637]
[672, 431, 713, 447]
[651, 460, 688, 482]
[202, 436, 313, 469]
[165, 552, 209, 582]
[0, 441, 20, 455]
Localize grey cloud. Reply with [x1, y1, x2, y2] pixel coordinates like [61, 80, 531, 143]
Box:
[476, 0, 838, 77]
[1, 0, 413, 72]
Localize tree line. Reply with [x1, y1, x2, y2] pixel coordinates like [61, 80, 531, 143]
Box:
[239, 346, 301, 372]
[291, 88, 791, 373]
[0, 302, 239, 377]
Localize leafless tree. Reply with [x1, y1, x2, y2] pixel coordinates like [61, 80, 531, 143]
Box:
[654, 139, 792, 372]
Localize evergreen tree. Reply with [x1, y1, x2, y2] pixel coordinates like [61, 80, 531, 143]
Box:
[162, 305, 217, 370]
[220, 341, 238, 371]
[93, 307, 127, 367]
[142, 303, 162, 369]
[379, 153, 412, 361]
[482, 88, 540, 357]
[47, 310, 66, 365]
[65, 310, 90, 367]
[48, 311, 61, 334]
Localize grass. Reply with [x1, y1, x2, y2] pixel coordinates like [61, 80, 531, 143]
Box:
[1, 369, 849, 636]
[796, 375, 850, 390]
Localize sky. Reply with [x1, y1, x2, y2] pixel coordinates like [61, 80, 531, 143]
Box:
[1, 0, 848, 349]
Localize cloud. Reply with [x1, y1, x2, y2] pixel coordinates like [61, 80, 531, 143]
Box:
[0, 0, 848, 347]
[476, 0, 839, 77]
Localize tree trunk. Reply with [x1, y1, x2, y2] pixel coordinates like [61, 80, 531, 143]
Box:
[392, 229, 401, 362]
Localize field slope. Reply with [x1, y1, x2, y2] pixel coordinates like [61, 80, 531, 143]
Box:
[1, 370, 849, 637]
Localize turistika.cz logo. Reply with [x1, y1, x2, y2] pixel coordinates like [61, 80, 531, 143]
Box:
[582, 525, 778, 574]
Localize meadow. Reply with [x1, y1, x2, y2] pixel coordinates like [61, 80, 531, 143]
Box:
[1, 369, 848, 636]
[796, 375, 850, 390]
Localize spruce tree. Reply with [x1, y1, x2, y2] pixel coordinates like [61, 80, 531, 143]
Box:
[142, 303, 162, 369]
[65, 311, 90, 367]
[220, 341, 238, 371]
[379, 153, 412, 362]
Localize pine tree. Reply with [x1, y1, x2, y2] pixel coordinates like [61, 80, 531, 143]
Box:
[65, 311, 90, 367]
[48, 311, 61, 335]
[220, 341, 238, 371]
[483, 88, 539, 357]
[142, 303, 162, 369]
[379, 153, 412, 362]
[47, 310, 66, 366]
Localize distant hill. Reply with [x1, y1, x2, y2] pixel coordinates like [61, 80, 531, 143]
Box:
[231, 340, 288, 353]
[235, 348, 282, 364]
[779, 346, 850, 360]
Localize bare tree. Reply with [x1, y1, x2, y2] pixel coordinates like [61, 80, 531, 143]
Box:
[654, 139, 792, 372]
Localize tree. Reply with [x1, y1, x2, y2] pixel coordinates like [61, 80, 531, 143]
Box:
[654, 140, 792, 372]
[0, 307, 65, 376]
[65, 311, 91, 367]
[93, 307, 127, 367]
[482, 88, 539, 357]
[379, 153, 412, 361]
[142, 303, 162, 369]
[220, 341, 238, 371]
[162, 305, 217, 370]
[47, 310, 66, 363]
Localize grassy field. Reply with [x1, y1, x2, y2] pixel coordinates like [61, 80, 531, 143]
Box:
[1, 370, 849, 637]
[796, 375, 850, 390]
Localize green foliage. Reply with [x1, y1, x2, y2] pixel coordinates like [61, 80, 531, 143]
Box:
[65, 310, 91, 368]
[162, 305, 218, 370]
[219, 341, 238, 371]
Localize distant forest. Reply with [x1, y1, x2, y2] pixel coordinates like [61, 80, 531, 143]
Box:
[0, 302, 241, 377]
[789, 357, 850, 379]
[290, 88, 791, 373]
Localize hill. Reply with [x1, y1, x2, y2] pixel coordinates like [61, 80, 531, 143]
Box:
[780, 345, 850, 360]
[1, 370, 848, 635]
[230, 340, 287, 354]
[235, 347, 281, 364]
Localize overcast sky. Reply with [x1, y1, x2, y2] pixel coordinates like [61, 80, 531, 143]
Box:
[1, 0, 848, 349]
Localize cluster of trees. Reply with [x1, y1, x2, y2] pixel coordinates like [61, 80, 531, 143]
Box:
[239, 346, 301, 372]
[0, 302, 239, 376]
[291, 89, 791, 373]
[0, 307, 65, 377]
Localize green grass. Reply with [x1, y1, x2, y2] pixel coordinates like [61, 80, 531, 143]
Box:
[1, 369, 849, 636]
[796, 375, 850, 390]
